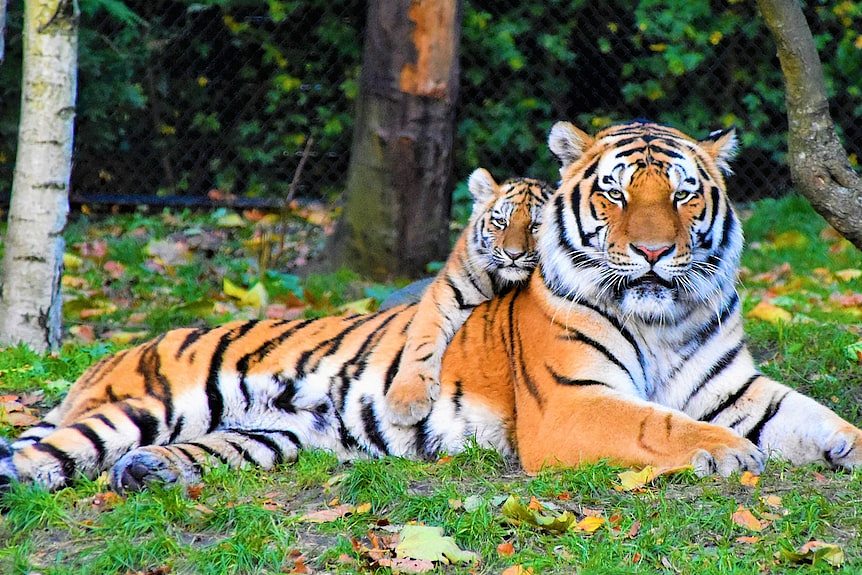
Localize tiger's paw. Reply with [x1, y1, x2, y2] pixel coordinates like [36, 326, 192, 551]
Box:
[822, 427, 862, 469]
[690, 437, 766, 477]
[0, 446, 18, 492]
[385, 367, 441, 426]
[110, 447, 199, 493]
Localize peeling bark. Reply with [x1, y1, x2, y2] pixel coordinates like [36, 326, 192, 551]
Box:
[0, 0, 78, 351]
[329, 0, 461, 279]
[757, 0, 862, 248]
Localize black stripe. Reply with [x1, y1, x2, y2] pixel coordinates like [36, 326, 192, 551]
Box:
[188, 441, 231, 465]
[699, 374, 760, 423]
[452, 379, 463, 414]
[717, 199, 736, 251]
[446, 276, 475, 311]
[744, 392, 789, 446]
[118, 404, 161, 446]
[360, 396, 389, 455]
[546, 365, 610, 388]
[169, 416, 185, 443]
[682, 342, 744, 409]
[70, 423, 107, 465]
[175, 328, 207, 359]
[235, 319, 316, 402]
[137, 335, 174, 427]
[226, 439, 260, 465]
[414, 415, 431, 459]
[32, 443, 76, 479]
[91, 413, 117, 431]
[174, 446, 204, 473]
[295, 314, 380, 377]
[206, 321, 258, 432]
[574, 301, 647, 373]
[234, 431, 284, 464]
[557, 328, 635, 384]
[274, 429, 302, 448]
[508, 294, 542, 406]
[383, 345, 405, 395]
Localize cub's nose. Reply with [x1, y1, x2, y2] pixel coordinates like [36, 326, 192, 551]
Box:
[631, 243, 673, 264]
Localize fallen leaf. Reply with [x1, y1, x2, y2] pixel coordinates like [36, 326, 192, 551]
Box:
[63, 252, 84, 270]
[186, 484, 204, 500]
[500, 566, 533, 575]
[394, 525, 477, 564]
[574, 516, 606, 533]
[145, 239, 191, 267]
[103, 260, 126, 279]
[835, 269, 862, 282]
[376, 557, 434, 573]
[355, 502, 372, 515]
[760, 495, 782, 509]
[777, 540, 844, 567]
[770, 230, 807, 249]
[731, 505, 763, 531]
[223, 279, 268, 310]
[747, 300, 792, 324]
[301, 503, 356, 523]
[527, 497, 543, 511]
[739, 471, 760, 487]
[448, 498, 463, 510]
[627, 520, 641, 538]
[1, 411, 41, 427]
[104, 330, 149, 345]
[339, 297, 376, 315]
[501, 495, 576, 533]
[462, 495, 483, 512]
[92, 491, 123, 510]
[735, 535, 761, 544]
[69, 324, 96, 343]
[497, 541, 515, 556]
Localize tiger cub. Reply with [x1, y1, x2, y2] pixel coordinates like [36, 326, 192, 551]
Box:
[384, 169, 553, 424]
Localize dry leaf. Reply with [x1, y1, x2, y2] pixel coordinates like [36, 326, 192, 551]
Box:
[627, 520, 641, 538]
[301, 503, 356, 523]
[355, 502, 372, 515]
[731, 505, 763, 531]
[739, 471, 760, 487]
[394, 525, 477, 564]
[376, 557, 435, 574]
[760, 495, 782, 508]
[497, 541, 515, 556]
[747, 300, 792, 324]
[735, 536, 761, 544]
[501, 567, 533, 575]
[777, 540, 844, 567]
[574, 516, 606, 533]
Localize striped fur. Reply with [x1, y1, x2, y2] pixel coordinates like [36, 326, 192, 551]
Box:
[2, 120, 860, 492]
[385, 169, 552, 424]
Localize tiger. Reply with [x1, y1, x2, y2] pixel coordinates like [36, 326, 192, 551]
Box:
[2, 120, 860, 494]
[384, 169, 553, 425]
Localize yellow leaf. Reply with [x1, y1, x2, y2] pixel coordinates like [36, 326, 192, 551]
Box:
[770, 230, 807, 249]
[747, 300, 792, 324]
[339, 297, 375, 315]
[731, 505, 763, 531]
[616, 467, 655, 491]
[104, 330, 149, 345]
[501, 567, 533, 575]
[761, 494, 782, 508]
[63, 253, 84, 270]
[835, 268, 862, 282]
[739, 471, 760, 487]
[223, 279, 268, 309]
[778, 540, 844, 567]
[354, 502, 372, 514]
[216, 212, 247, 228]
[574, 516, 606, 533]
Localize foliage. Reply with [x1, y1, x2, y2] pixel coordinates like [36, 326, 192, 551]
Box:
[2, 0, 861, 203]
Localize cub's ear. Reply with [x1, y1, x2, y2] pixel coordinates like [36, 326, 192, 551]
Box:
[468, 168, 498, 204]
[548, 121, 593, 170]
[699, 128, 738, 176]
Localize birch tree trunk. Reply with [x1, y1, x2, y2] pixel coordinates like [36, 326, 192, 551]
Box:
[757, 0, 862, 248]
[0, 0, 79, 351]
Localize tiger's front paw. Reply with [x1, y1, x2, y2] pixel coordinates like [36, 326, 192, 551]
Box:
[690, 435, 766, 477]
[110, 447, 198, 493]
[385, 366, 440, 426]
[823, 426, 862, 469]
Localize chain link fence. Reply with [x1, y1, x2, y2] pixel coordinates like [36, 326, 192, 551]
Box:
[0, 0, 860, 205]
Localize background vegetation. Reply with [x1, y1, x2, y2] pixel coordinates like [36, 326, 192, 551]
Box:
[1, 0, 860, 204]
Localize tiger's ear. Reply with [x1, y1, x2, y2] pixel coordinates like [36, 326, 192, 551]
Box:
[468, 168, 498, 205]
[548, 121, 594, 170]
[700, 128, 738, 176]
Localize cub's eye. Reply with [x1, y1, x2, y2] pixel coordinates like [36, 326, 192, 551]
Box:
[604, 189, 624, 202]
[491, 217, 506, 229]
[674, 190, 692, 202]
[529, 222, 541, 233]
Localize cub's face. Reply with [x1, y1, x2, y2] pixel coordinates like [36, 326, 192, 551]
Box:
[468, 169, 553, 284]
[541, 121, 742, 321]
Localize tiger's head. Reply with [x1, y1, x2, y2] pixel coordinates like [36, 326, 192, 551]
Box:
[539, 120, 742, 322]
[467, 168, 554, 284]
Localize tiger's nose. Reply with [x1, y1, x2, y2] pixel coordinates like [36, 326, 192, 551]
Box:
[503, 248, 525, 260]
[631, 243, 673, 264]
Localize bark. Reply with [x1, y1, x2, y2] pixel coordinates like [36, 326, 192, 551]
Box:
[0, 0, 78, 351]
[757, 0, 862, 248]
[328, 0, 462, 279]
[0, 0, 6, 64]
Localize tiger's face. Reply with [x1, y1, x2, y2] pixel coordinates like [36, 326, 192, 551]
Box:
[540, 121, 742, 322]
[468, 169, 553, 284]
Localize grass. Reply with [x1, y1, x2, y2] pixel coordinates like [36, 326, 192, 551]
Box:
[0, 196, 861, 573]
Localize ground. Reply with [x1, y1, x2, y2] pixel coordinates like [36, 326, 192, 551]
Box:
[0, 196, 861, 574]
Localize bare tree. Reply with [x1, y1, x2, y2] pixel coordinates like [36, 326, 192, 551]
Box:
[328, 0, 462, 278]
[0, 0, 79, 351]
[758, 0, 862, 248]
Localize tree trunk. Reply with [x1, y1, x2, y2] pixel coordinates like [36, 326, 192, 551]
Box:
[757, 0, 862, 248]
[328, 0, 461, 279]
[0, 0, 78, 351]
[0, 0, 6, 64]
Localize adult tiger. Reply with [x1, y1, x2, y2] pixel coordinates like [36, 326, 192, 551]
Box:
[385, 169, 553, 425]
[2, 120, 860, 492]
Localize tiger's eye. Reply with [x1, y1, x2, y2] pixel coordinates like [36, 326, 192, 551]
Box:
[674, 190, 691, 201]
[605, 189, 624, 201]
[491, 217, 506, 229]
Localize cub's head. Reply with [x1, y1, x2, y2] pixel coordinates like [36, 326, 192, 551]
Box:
[467, 168, 554, 284]
[540, 120, 742, 321]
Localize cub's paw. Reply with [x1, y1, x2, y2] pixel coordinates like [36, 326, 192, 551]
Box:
[690, 437, 766, 478]
[0, 446, 18, 492]
[110, 447, 197, 493]
[385, 367, 441, 426]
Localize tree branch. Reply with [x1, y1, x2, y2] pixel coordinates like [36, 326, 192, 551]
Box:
[757, 0, 862, 249]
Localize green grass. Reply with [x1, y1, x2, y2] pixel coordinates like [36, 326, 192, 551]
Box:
[1, 196, 861, 574]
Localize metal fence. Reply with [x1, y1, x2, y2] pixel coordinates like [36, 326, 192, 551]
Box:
[0, 0, 860, 205]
